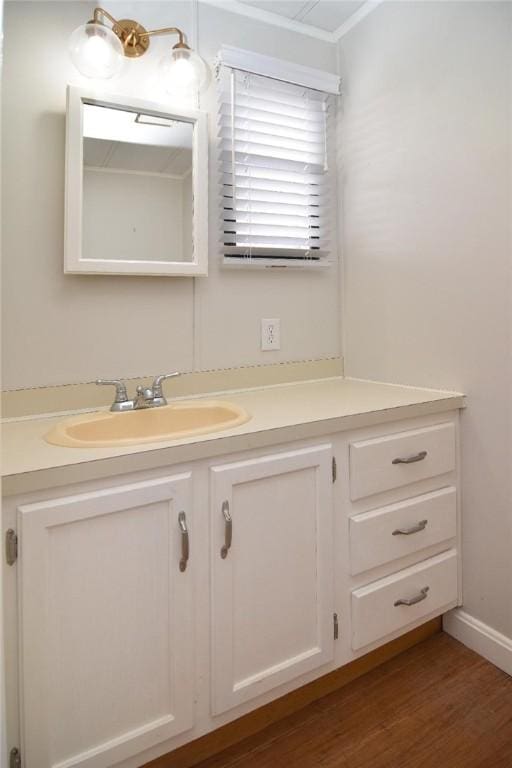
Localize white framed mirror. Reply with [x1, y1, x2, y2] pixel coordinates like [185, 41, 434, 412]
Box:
[64, 87, 208, 276]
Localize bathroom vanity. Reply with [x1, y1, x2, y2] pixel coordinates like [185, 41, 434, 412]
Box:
[1, 377, 464, 768]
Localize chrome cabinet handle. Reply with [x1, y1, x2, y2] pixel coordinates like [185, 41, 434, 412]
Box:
[394, 586, 429, 607]
[220, 501, 232, 559]
[178, 511, 189, 572]
[392, 450, 427, 465]
[392, 519, 428, 536]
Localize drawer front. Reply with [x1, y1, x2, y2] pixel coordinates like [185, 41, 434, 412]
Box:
[349, 487, 457, 575]
[351, 550, 458, 649]
[349, 422, 456, 501]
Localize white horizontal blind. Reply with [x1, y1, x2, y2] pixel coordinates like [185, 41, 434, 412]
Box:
[219, 66, 336, 267]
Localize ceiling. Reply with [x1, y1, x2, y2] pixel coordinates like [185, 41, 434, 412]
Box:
[201, 0, 376, 40]
[83, 105, 193, 150]
[235, 0, 366, 32]
[83, 139, 192, 177]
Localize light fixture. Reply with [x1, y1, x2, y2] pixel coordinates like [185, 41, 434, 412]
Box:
[69, 7, 210, 94]
[159, 47, 210, 99]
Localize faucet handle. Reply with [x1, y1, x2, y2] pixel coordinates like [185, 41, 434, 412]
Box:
[152, 372, 181, 396]
[96, 379, 129, 404]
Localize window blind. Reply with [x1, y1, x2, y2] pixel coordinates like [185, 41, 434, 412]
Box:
[218, 66, 336, 267]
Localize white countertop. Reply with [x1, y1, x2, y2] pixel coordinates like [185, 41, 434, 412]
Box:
[1, 377, 465, 495]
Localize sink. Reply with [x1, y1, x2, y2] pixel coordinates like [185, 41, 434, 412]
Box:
[45, 400, 251, 448]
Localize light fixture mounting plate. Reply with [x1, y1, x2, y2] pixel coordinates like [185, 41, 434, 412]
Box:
[113, 19, 150, 58]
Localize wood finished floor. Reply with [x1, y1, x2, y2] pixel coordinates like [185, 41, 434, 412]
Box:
[194, 633, 512, 768]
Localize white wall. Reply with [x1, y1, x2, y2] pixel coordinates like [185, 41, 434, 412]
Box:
[339, 2, 512, 638]
[83, 169, 186, 263]
[1, 1, 339, 388]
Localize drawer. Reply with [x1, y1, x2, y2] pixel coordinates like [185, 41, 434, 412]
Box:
[349, 487, 457, 575]
[349, 422, 456, 501]
[351, 550, 458, 649]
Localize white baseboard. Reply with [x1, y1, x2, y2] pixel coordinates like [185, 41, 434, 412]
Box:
[443, 608, 512, 677]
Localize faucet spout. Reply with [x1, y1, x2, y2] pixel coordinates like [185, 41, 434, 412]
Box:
[96, 372, 181, 411]
[134, 386, 157, 409]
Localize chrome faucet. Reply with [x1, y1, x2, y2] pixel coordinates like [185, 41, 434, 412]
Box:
[96, 373, 180, 412]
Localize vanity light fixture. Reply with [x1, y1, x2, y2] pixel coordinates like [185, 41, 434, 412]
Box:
[134, 113, 179, 128]
[69, 7, 209, 94]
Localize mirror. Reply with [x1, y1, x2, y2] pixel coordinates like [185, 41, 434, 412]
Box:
[82, 105, 194, 264]
[65, 88, 208, 276]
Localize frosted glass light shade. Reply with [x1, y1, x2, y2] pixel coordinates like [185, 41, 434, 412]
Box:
[160, 48, 210, 97]
[69, 22, 124, 79]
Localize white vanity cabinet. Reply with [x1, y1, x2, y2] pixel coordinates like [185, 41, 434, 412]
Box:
[346, 417, 460, 654]
[2, 409, 462, 768]
[14, 473, 195, 768]
[210, 445, 335, 714]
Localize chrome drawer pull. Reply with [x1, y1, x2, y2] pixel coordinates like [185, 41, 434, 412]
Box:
[220, 501, 232, 559]
[392, 519, 428, 536]
[392, 450, 427, 465]
[394, 586, 429, 607]
[178, 511, 189, 572]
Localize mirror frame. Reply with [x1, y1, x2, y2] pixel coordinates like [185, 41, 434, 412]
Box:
[64, 86, 208, 276]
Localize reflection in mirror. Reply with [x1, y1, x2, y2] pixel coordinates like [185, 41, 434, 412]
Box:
[82, 104, 193, 263]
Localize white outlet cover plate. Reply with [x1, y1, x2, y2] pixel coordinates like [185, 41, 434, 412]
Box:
[261, 318, 281, 351]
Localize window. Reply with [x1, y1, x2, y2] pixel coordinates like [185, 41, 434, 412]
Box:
[218, 47, 339, 268]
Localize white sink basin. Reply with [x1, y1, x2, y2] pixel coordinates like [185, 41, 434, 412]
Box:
[45, 400, 251, 448]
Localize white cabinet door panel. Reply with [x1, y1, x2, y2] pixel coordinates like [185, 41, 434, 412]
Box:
[211, 445, 334, 715]
[18, 474, 194, 768]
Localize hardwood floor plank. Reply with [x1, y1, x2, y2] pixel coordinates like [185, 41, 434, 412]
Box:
[195, 633, 512, 768]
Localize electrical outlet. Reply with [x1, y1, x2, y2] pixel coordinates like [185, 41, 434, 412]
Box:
[261, 318, 281, 351]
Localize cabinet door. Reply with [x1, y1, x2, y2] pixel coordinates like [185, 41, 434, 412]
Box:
[211, 445, 334, 715]
[18, 473, 194, 768]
